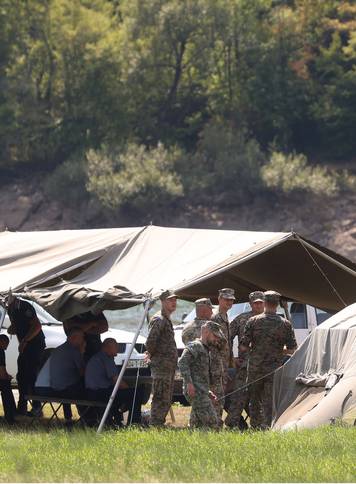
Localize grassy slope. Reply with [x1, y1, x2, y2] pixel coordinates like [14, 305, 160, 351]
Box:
[0, 426, 355, 482]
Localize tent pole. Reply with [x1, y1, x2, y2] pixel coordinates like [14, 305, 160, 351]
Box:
[0, 305, 7, 331]
[97, 298, 151, 433]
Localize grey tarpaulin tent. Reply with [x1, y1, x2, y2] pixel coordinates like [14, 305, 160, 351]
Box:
[272, 303, 356, 429]
[1, 225, 356, 319]
[1, 225, 356, 432]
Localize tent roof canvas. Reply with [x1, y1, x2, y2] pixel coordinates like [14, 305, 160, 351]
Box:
[1, 225, 356, 319]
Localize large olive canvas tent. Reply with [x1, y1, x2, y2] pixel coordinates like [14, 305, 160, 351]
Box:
[0, 225, 356, 320]
[273, 303, 356, 429]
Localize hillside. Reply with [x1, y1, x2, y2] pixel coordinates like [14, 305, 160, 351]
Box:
[1, 0, 355, 265]
[2, 174, 356, 262]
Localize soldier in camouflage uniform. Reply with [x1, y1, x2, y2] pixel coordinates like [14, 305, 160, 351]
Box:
[210, 288, 235, 424]
[145, 290, 178, 426]
[182, 298, 213, 345]
[178, 321, 226, 429]
[241, 291, 297, 429]
[225, 291, 265, 429]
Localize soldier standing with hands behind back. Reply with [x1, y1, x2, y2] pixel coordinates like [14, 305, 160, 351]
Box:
[145, 290, 178, 426]
[225, 291, 265, 429]
[241, 290, 297, 429]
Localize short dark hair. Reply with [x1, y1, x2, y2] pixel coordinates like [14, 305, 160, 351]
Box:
[102, 338, 117, 347]
[0, 334, 10, 344]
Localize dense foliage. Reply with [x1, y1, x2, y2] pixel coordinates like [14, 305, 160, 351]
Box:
[1, 0, 355, 214]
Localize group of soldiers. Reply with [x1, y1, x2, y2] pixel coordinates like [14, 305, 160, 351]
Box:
[145, 287, 297, 430]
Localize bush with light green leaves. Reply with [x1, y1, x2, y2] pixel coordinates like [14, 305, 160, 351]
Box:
[86, 143, 184, 214]
[261, 152, 339, 197]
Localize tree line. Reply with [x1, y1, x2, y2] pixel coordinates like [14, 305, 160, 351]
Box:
[1, 0, 355, 216]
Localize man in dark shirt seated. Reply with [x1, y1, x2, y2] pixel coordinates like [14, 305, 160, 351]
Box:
[85, 338, 144, 426]
[0, 335, 17, 424]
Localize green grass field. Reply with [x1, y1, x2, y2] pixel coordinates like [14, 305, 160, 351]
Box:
[0, 424, 355, 482]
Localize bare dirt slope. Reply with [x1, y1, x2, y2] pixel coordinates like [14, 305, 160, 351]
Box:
[1, 177, 356, 261]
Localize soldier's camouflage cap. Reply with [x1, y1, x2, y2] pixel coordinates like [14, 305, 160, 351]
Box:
[204, 321, 227, 341]
[159, 289, 178, 301]
[218, 288, 236, 300]
[264, 290, 281, 303]
[249, 291, 265, 302]
[195, 297, 213, 307]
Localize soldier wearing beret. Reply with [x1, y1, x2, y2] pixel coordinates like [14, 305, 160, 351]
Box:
[182, 298, 213, 345]
[240, 290, 297, 429]
[225, 291, 265, 429]
[178, 321, 226, 429]
[145, 290, 178, 426]
[210, 288, 235, 425]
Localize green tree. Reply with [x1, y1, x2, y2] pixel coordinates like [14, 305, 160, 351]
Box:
[309, 1, 356, 158]
[2, 0, 127, 166]
[118, 0, 223, 147]
[0, 0, 20, 164]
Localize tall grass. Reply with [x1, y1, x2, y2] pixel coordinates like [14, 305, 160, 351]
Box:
[0, 426, 355, 482]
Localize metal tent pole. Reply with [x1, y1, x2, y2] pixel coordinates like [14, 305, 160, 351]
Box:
[97, 298, 151, 433]
[0, 305, 7, 331]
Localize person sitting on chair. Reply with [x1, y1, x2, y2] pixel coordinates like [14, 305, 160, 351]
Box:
[50, 327, 85, 397]
[85, 338, 144, 426]
[49, 327, 86, 420]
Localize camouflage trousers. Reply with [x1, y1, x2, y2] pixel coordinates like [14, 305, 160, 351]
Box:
[210, 379, 224, 427]
[187, 393, 219, 429]
[150, 371, 175, 426]
[248, 373, 274, 429]
[225, 367, 249, 428]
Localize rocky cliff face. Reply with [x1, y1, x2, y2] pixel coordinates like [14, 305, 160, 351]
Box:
[1, 177, 356, 261]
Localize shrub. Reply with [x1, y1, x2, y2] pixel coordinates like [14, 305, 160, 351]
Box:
[86, 143, 184, 214]
[261, 152, 339, 196]
[45, 156, 88, 204]
[182, 121, 265, 204]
